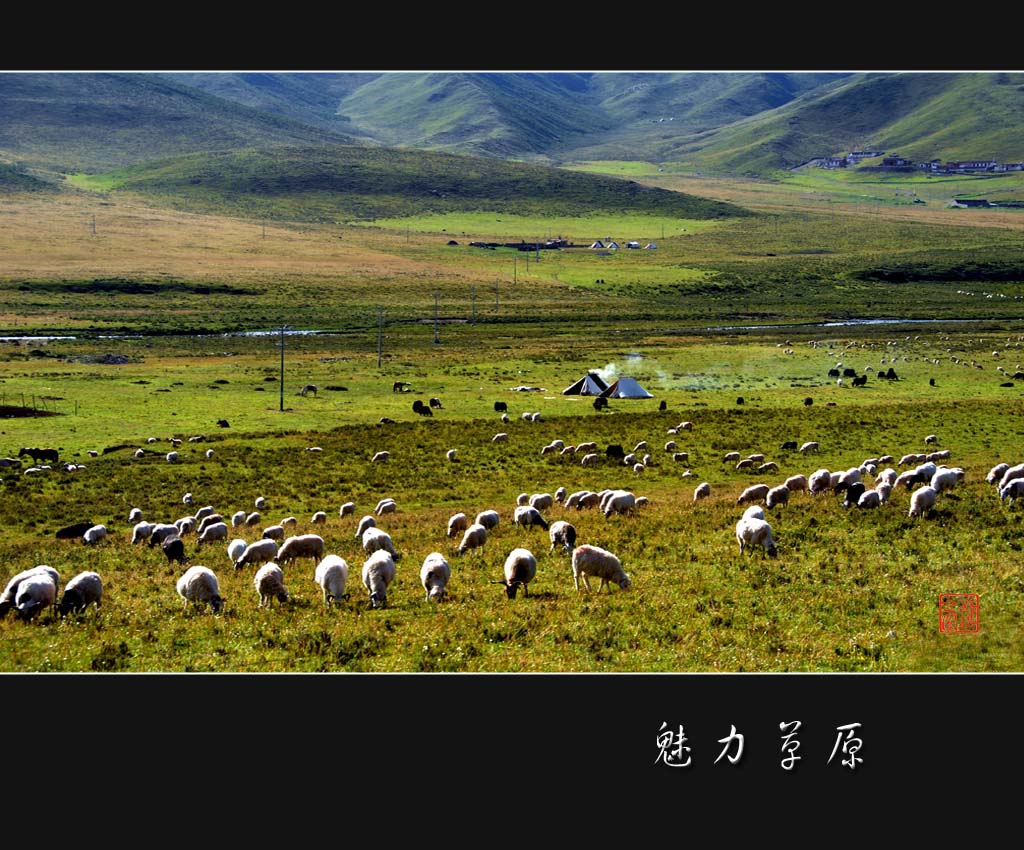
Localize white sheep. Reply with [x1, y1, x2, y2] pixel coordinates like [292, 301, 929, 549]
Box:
[784, 474, 807, 493]
[447, 512, 469, 538]
[255, 496, 266, 510]
[765, 484, 789, 509]
[633, 463, 645, 475]
[741, 505, 766, 521]
[276, 534, 325, 568]
[315, 555, 350, 606]
[554, 486, 567, 503]
[194, 506, 217, 523]
[176, 565, 225, 614]
[492, 433, 509, 443]
[58, 571, 103, 615]
[280, 516, 298, 529]
[254, 563, 289, 608]
[516, 493, 530, 506]
[420, 552, 451, 601]
[83, 524, 107, 545]
[166, 451, 180, 463]
[362, 550, 396, 608]
[908, 485, 938, 518]
[808, 468, 832, 496]
[857, 490, 881, 510]
[134, 448, 145, 459]
[457, 523, 488, 556]
[987, 463, 1011, 485]
[227, 538, 248, 566]
[262, 525, 285, 541]
[362, 526, 400, 560]
[372, 451, 390, 463]
[0, 566, 60, 618]
[446, 449, 457, 462]
[500, 414, 510, 424]
[529, 493, 554, 511]
[231, 510, 247, 528]
[673, 452, 689, 463]
[799, 441, 819, 453]
[205, 449, 214, 459]
[925, 434, 938, 444]
[723, 451, 741, 463]
[623, 453, 637, 467]
[339, 501, 356, 518]
[602, 490, 636, 518]
[196, 521, 229, 548]
[183, 492, 194, 506]
[580, 452, 600, 467]
[1000, 479, 1024, 503]
[311, 511, 327, 525]
[131, 521, 153, 545]
[175, 516, 196, 536]
[735, 517, 778, 557]
[15, 573, 57, 621]
[931, 467, 964, 494]
[498, 548, 537, 598]
[196, 513, 224, 535]
[355, 515, 377, 539]
[693, 482, 711, 502]
[128, 507, 143, 523]
[571, 544, 631, 593]
[998, 463, 1024, 490]
[513, 505, 549, 531]
[245, 511, 262, 527]
[736, 484, 770, 506]
[375, 499, 397, 517]
[474, 510, 500, 530]
[664, 441, 677, 452]
[234, 538, 279, 571]
[548, 520, 577, 554]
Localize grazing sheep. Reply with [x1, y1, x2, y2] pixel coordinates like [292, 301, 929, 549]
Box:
[375, 499, 397, 517]
[0, 566, 60, 618]
[83, 524, 107, 545]
[784, 474, 807, 493]
[227, 538, 247, 566]
[723, 452, 741, 463]
[931, 467, 964, 494]
[799, 442, 819, 454]
[998, 463, 1024, 491]
[925, 434, 938, 444]
[875, 482, 893, 503]
[580, 452, 600, 467]
[355, 515, 377, 540]
[234, 538, 279, 571]
[166, 451, 180, 463]
[57, 571, 103, 616]
[255, 497, 267, 510]
[372, 451, 390, 463]
[245, 511, 262, 527]
[362, 550, 397, 608]
[254, 563, 289, 608]
[766, 484, 790, 509]
[757, 462, 779, 474]
[183, 492, 194, 506]
[673, 452, 689, 463]
[577, 492, 603, 510]
[131, 521, 153, 545]
[576, 442, 598, 454]
[148, 523, 179, 547]
[833, 468, 862, 492]
[876, 468, 897, 487]
[446, 449, 457, 462]
[15, 573, 57, 621]
[987, 463, 1011, 485]
[513, 505, 549, 531]
[501, 414, 510, 424]
[162, 535, 186, 565]
[927, 450, 952, 463]
[529, 493, 554, 511]
[262, 525, 285, 541]
[633, 463, 645, 475]
[679, 421, 693, 431]
[194, 506, 216, 523]
[735, 458, 755, 471]
[420, 553, 451, 601]
[134, 449, 146, 459]
[857, 490, 881, 510]
[474, 510, 500, 530]
[176, 566, 224, 614]
[908, 486, 938, 518]
[196, 522, 229, 549]
[735, 517, 778, 557]
[128, 507, 143, 523]
[447, 512, 469, 538]
[693, 482, 711, 502]
[498, 548, 537, 599]
[174, 516, 196, 536]
[280, 516, 298, 529]
[231, 510, 247, 528]
[311, 511, 327, 525]
[492, 433, 509, 443]
[999, 479, 1024, 503]
[457, 523, 488, 556]
[315, 555, 350, 606]
[571, 544, 631, 593]
[809, 468, 832, 496]
[516, 493, 530, 507]
[554, 486, 567, 503]
[277, 534, 326, 568]
[205, 449, 214, 459]
[339, 501, 356, 518]
[665, 441, 677, 452]
[742, 505, 765, 521]
[736, 484, 770, 506]
[560, 445, 577, 457]
[362, 527, 400, 561]
[548, 520, 577, 554]
[602, 490, 636, 518]
[196, 512, 223, 534]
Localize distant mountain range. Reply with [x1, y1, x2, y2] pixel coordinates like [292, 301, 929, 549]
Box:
[1, 70, 1021, 183]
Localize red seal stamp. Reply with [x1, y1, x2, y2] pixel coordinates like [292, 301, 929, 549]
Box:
[939, 594, 979, 634]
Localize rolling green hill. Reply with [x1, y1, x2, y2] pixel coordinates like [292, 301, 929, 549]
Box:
[675, 73, 1024, 175]
[0, 73, 356, 172]
[71, 144, 751, 223]
[0, 162, 54, 192]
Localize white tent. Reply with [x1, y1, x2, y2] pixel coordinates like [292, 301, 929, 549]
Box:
[606, 241, 620, 250]
[562, 372, 610, 396]
[589, 240, 605, 249]
[599, 376, 653, 399]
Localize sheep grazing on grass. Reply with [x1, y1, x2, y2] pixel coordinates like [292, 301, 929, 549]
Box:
[735, 517, 778, 558]
[723, 452, 741, 463]
[15, 573, 57, 621]
[83, 524, 108, 545]
[446, 449, 457, 462]
[577, 492, 603, 510]
[148, 523, 179, 548]
[809, 469, 832, 496]
[254, 563, 289, 608]
[162, 535, 186, 565]
[194, 506, 216, 523]
[277, 534, 325, 568]
[673, 452, 689, 463]
[741, 505, 765, 521]
[315, 555, 350, 606]
[262, 525, 285, 541]
[176, 566, 224, 614]
[375, 499, 397, 517]
[183, 492, 194, 506]
[999, 479, 1024, 503]
[355, 515, 377, 540]
[205, 449, 214, 459]
[857, 490, 881, 510]
[799, 441, 819, 454]
[492, 433, 509, 443]
[571, 544, 631, 593]
[784, 474, 807, 494]
[280, 516, 298, 529]
[166, 451, 180, 463]
[998, 463, 1024, 491]
[420, 552, 451, 601]
[362, 550, 396, 608]
[513, 505, 549, 531]
[602, 490, 636, 518]
[255, 497, 266, 510]
[447, 512, 469, 538]
[227, 538, 247, 566]
[498, 548, 537, 599]
[765, 484, 790, 509]
[457, 523, 488, 556]
[665, 441, 677, 452]
[362, 527, 400, 561]
[134, 448, 146, 459]
[529, 493, 554, 511]
[372, 451, 390, 463]
[234, 538, 279, 571]
[57, 571, 102, 616]
[516, 493, 530, 507]
[987, 463, 1011, 485]
[131, 521, 153, 545]
[554, 486, 567, 504]
[196, 522, 229, 549]
[925, 434, 938, 444]
[339, 501, 356, 518]
[693, 482, 711, 502]
[0, 566, 60, 618]
[311, 511, 327, 525]
[931, 467, 965, 494]
[908, 485, 938, 518]
[474, 510, 500, 530]
[128, 507, 143, 523]
[737, 484, 770, 506]
[245, 512, 262, 527]
[580, 453, 600, 467]
[548, 520, 577, 554]
[196, 513, 223, 534]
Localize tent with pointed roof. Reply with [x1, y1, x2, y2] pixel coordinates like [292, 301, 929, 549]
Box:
[599, 376, 653, 399]
[562, 371, 610, 396]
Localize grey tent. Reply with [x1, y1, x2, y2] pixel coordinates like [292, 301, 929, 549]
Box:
[562, 372, 610, 396]
[599, 376, 653, 399]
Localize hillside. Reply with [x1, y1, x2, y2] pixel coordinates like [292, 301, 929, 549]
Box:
[675, 73, 1024, 175]
[0, 162, 54, 193]
[0, 73, 356, 172]
[72, 144, 751, 223]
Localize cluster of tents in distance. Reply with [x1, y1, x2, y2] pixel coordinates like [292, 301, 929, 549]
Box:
[562, 371, 653, 399]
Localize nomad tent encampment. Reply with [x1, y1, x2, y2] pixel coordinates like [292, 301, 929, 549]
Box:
[562, 372, 610, 396]
[599, 377, 653, 399]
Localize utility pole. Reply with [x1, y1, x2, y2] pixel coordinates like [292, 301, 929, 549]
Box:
[377, 308, 384, 367]
[92, 214, 96, 236]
